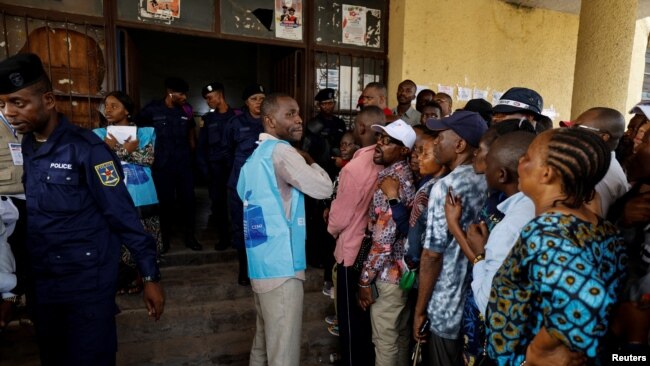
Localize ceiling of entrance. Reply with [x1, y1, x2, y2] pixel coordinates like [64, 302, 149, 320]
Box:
[504, 0, 650, 19]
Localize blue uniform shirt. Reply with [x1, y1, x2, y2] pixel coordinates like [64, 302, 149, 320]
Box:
[224, 111, 264, 189]
[198, 107, 239, 163]
[22, 115, 160, 304]
[138, 99, 195, 170]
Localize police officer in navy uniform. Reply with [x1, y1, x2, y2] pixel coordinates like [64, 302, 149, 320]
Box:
[0, 53, 164, 365]
[223, 83, 265, 286]
[197, 82, 240, 250]
[302, 88, 346, 270]
[138, 77, 202, 252]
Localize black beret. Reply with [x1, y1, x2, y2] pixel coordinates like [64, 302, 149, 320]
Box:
[164, 77, 189, 93]
[315, 88, 336, 102]
[201, 82, 224, 98]
[0, 53, 48, 94]
[242, 84, 265, 100]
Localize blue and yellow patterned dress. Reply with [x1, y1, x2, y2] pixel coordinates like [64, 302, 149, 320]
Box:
[486, 212, 627, 365]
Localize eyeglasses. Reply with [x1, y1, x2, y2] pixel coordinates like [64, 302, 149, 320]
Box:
[376, 133, 404, 146]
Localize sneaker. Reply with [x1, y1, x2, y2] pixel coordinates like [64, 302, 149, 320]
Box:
[327, 324, 339, 337]
[322, 281, 333, 297]
[325, 315, 337, 325]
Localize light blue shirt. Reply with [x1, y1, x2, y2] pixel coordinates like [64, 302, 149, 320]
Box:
[423, 164, 487, 339]
[471, 192, 535, 316]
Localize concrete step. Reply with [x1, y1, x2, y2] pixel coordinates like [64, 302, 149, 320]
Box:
[158, 246, 238, 268]
[115, 262, 330, 310]
[116, 319, 339, 366]
[116, 291, 335, 343]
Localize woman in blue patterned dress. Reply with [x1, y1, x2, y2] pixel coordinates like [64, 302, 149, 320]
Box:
[486, 128, 627, 365]
[94, 91, 161, 294]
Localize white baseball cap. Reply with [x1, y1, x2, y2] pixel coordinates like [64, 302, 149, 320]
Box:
[370, 119, 416, 149]
[629, 101, 650, 118]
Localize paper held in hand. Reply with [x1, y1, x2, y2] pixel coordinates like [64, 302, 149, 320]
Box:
[107, 125, 137, 144]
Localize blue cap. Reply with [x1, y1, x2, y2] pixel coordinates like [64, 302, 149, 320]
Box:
[426, 110, 488, 147]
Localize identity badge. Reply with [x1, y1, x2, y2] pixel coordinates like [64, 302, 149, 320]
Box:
[8, 143, 22, 166]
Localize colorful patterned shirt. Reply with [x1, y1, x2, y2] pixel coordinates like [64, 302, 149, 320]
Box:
[486, 213, 627, 365]
[423, 164, 487, 339]
[360, 160, 415, 285]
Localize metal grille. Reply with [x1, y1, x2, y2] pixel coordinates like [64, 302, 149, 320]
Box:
[0, 12, 107, 129]
[314, 51, 385, 127]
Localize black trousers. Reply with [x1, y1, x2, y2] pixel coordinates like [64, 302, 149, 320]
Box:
[207, 161, 231, 246]
[152, 166, 196, 243]
[34, 299, 118, 366]
[336, 263, 375, 366]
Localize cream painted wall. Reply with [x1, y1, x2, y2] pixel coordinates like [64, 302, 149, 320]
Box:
[388, 0, 579, 123]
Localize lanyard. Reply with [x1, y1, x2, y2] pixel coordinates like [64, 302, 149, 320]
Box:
[0, 113, 17, 139]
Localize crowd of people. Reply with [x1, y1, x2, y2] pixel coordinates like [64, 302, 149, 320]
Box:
[0, 50, 649, 366]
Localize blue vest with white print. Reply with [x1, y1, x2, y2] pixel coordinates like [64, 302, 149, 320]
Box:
[237, 138, 306, 279]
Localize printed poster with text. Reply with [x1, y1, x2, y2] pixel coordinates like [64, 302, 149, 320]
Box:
[342, 4, 381, 48]
[139, 0, 181, 22]
[275, 0, 303, 41]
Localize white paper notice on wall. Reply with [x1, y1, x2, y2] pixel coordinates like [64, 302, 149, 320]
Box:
[457, 87, 472, 101]
[437, 84, 454, 98]
[473, 88, 488, 101]
[491, 90, 504, 106]
[542, 105, 558, 121]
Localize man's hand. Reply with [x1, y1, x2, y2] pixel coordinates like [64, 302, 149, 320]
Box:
[123, 137, 139, 153]
[379, 176, 400, 200]
[444, 188, 463, 227]
[413, 312, 429, 343]
[467, 222, 489, 256]
[142, 282, 165, 321]
[323, 207, 330, 223]
[0, 301, 12, 328]
[620, 192, 650, 227]
[357, 285, 375, 311]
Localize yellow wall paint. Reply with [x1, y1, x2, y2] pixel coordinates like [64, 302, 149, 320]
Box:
[387, 0, 579, 123]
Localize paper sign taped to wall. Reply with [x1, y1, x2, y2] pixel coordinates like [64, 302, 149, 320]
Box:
[457, 87, 472, 101]
[473, 88, 488, 101]
[491, 90, 504, 106]
[437, 84, 454, 97]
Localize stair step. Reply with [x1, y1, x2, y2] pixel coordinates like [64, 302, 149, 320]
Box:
[116, 319, 339, 366]
[115, 263, 330, 310]
[117, 291, 335, 343]
[158, 247, 238, 267]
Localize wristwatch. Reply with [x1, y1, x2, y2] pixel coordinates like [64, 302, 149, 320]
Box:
[142, 273, 162, 283]
[388, 197, 400, 206]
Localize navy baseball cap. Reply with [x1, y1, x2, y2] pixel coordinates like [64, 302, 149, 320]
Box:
[493, 87, 543, 116]
[201, 82, 224, 98]
[0, 53, 48, 94]
[315, 88, 336, 102]
[426, 110, 488, 147]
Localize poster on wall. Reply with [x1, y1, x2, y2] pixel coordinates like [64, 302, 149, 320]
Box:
[138, 0, 181, 23]
[342, 4, 381, 48]
[275, 0, 303, 41]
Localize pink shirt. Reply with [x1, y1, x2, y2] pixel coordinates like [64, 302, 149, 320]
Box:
[328, 145, 382, 266]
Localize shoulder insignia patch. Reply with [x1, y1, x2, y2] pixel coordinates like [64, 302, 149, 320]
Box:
[94, 161, 120, 186]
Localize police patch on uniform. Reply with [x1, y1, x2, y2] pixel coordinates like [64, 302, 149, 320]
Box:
[94, 161, 120, 186]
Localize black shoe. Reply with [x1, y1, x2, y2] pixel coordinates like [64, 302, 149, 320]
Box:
[184, 237, 203, 251]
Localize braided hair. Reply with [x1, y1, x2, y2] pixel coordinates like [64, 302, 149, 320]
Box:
[545, 128, 610, 208]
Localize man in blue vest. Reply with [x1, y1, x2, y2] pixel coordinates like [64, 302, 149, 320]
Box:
[237, 93, 333, 366]
[0, 53, 164, 365]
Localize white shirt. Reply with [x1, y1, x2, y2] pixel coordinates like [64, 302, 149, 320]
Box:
[472, 192, 535, 316]
[595, 152, 629, 217]
[0, 198, 18, 296]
